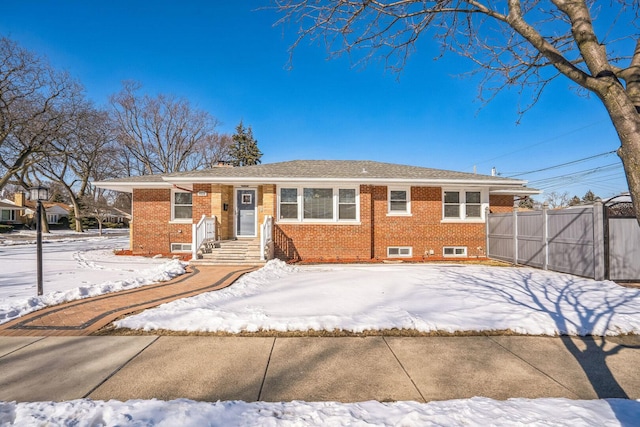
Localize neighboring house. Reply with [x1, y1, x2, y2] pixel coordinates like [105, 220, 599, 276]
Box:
[1, 193, 73, 227]
[104, 207, 131, 226]
[21, 201, 70, 225]
[94, 160, 539, 262]
[0, 200, 24, 225]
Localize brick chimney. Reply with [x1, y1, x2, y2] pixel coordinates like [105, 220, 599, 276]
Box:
[14, 192, 25, 207]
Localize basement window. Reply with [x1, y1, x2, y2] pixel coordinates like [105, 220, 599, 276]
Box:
[387, 246, 412, 258]
[443, 246, 467, 257]
[171, 243, 192, 252]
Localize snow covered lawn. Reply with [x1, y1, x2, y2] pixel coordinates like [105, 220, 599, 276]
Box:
[0, 230, 186, 325]
[117, 261, 640, 336]
[2, 397, 639, 426]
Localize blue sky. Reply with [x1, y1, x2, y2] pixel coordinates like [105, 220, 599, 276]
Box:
[0, 1, 629, 200]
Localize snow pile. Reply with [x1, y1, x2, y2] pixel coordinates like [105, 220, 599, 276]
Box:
[116, 262, 640, 336]
[116, 259, 299, 333]
[1, 397, 638, 426]
[0, 235, 187, 325]
[0, 260, 185, 325]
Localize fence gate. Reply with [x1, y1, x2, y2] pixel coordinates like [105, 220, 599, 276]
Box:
[606, 201, 640, 282]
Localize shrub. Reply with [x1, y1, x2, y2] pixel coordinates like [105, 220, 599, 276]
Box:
[103, 222, 125, 229]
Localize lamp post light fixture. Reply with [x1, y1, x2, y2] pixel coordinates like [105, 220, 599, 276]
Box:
[30, 185, 49, 296]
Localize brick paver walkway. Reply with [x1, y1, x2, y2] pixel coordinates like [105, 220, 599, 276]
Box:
[0, 265, 257, 337]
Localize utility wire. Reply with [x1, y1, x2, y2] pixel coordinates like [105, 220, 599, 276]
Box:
[529, 164, 623, 188]
[467, 119, 610, 169]
[503, 150, 617, 177]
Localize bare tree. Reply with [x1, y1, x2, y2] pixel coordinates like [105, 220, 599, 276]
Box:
[545, 190, 571, 208]
[0, 36, 83, 191]
[193, 132, 233, 168]
[110, 81, 224, 175]
[80, 194, 112, 236]
[275, 1, 640, 225]
[36, 104, 117, 232]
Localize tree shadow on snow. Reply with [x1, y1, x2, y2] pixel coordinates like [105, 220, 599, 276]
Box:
[440, 267, 640, 405]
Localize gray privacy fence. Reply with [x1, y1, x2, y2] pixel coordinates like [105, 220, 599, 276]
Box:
[487, 200, 640, 281]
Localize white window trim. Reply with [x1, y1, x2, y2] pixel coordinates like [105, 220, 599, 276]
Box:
[1, 210, 17, 222]
[171, 242, 192, 253]
[441, 188, 488, 223]
[443, 246, 468, 257]
[171, 189, 193, 223]
[276, 185, 360, 223]
[387, 246, 413, 258]
[387, 187, 411, 216]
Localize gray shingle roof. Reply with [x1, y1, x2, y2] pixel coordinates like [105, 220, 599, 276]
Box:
[94, 160, 536, 193]
[166, 160, 518, 182]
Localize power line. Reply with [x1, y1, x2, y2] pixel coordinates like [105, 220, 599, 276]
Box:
[536, 172, 626, 192]
[528, 163, 622, 186]
[467, 119, 610, 169]
[503, 150, 617, 177]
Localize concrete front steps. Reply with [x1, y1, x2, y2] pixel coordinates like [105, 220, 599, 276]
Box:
[190, 238, 265, 266]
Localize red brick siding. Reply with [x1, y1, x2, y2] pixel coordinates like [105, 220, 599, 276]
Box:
[274, 185, 372, 261]
[372, 186, 486, 260]
[489, 195, 515, 213]
[132, 188, 194, 256]
[131, 185, 516, 260]
[274, 185, 494, 262]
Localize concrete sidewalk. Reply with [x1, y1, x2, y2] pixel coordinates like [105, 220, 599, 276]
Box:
[1, 335, 638, 403]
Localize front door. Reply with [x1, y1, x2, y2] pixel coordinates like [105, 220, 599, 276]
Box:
[236, 188, 257, 237]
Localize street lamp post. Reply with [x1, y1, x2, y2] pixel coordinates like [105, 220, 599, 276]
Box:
[30, 186, 49, 296]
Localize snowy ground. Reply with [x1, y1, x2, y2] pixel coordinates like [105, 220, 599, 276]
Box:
[1, 239, 639, 425]
[117, 260, 640, 336]
[1, 397, 639, 426]
[0, 230, 186, 325]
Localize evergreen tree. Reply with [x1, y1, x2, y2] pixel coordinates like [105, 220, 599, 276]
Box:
[518, 197, 533, 209]
[568, 195, 582, 206]
[228, 121, 262, 166]
[582, 190, 597, 204]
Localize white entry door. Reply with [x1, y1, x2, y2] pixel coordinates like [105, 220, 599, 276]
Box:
[236, 188, 257, 237]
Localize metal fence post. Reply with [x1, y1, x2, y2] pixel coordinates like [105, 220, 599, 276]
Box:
[485, 206, 490, 258]
[542, 202, 548, 271]
[593, 198, 605, 280]
[513, 201, 518, 265]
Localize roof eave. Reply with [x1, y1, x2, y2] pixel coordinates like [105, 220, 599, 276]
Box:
[92, 181, 172, 193]
[163, 176, 528, 186]
[490, 188, 542, 196]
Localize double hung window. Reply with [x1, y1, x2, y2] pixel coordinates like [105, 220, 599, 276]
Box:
[173, 191, 192, 221]
[279, 188, 298, 219]
[388, 188, 410, 215]
[338, 189, 357, 220]
[443, 190, 484, 220]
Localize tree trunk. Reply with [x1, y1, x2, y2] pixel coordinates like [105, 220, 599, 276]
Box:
[598, 84, 640, 226]
[70, 198, 84, 232]
[40, 206, 50, 234]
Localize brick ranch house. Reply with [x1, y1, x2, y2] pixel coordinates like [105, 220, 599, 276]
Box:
[94, 160, 538, 263]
